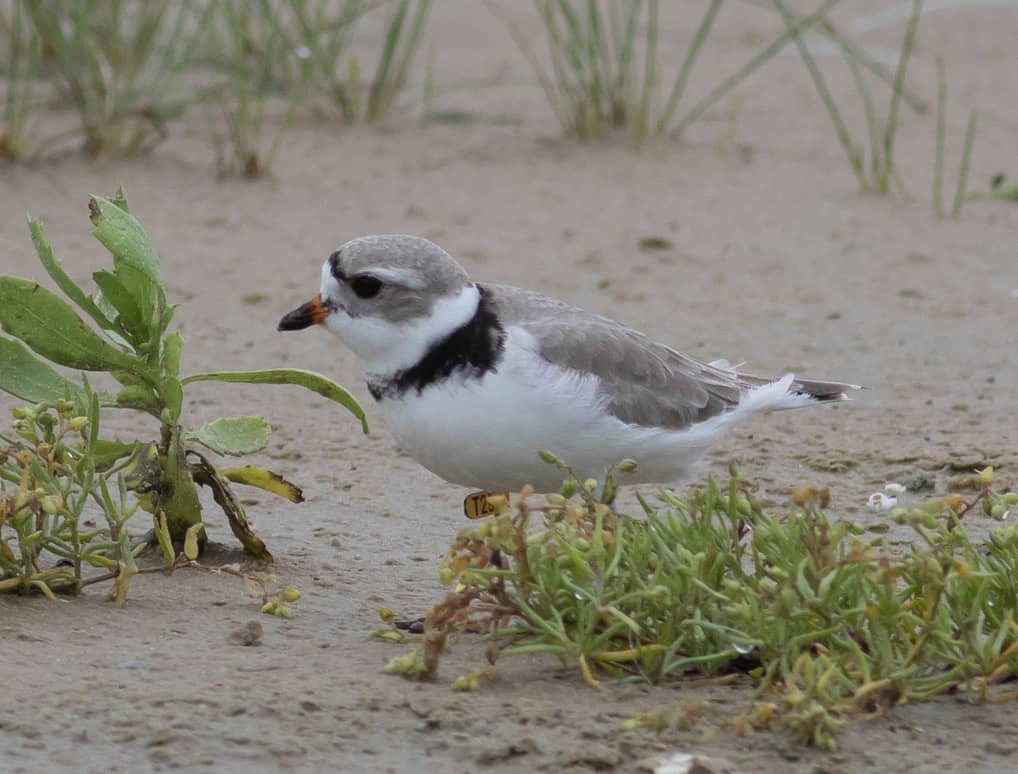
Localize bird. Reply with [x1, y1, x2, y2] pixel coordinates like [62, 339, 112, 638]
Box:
[278, 235, 858, 493]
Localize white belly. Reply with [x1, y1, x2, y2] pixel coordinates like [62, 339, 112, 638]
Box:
[375, 335, 725, 492]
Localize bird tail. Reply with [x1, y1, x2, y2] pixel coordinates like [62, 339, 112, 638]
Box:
[737, 372, 862, 406]
[705, 359, 861, 407]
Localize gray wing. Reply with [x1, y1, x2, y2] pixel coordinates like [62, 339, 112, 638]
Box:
[484, 283, 857, 430]
[484, 284, 747, 429]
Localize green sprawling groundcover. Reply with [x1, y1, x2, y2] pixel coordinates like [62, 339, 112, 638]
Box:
[385, 459, 1018, 749]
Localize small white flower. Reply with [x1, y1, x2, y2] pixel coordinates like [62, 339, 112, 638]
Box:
[884, 482, 906, 495]
[867, 492, 897, 512]
[296, 46, 312, 60]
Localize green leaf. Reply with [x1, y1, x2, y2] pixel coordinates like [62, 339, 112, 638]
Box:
[0, 336, 82, 403]
[88, 195, 161, 281]
[187, 416, 272, 456]
[115, 384, 160, 413]
[92, 289, 119, 325]
[114, 262, 162, 344]
[161, 331, 184, 379]
[27, 215, 113, 333]
[181, 368, 368, 433]
[87, 194, 168, 346]
[0, 276, 136, 371]
[92, 270, 143, 333]
[92, 439, 138, 468]
[162, 377, 183, 425]
[111, 185, 130, 213]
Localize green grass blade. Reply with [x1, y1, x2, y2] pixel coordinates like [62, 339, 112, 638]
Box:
[656, 0, 722, 135]
[671, 0, 842, 137]
[933, 57, 946, 217]
[951, 111, 977, 219]
[772, 0, 865, 190]
[880, 0, 925, 194]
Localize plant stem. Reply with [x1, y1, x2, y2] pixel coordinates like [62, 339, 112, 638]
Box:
[933, 56, 946, 217]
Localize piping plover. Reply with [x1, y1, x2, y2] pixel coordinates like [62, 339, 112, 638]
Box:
[279, 235, 858, 492]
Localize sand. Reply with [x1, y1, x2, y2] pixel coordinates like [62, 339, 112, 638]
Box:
[2, 2, 1017, 772]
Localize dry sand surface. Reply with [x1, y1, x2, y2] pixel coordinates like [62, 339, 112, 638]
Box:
[2, 2, 1018, 772]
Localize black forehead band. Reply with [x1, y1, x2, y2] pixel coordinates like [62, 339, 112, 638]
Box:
[328, 251, 347, 282]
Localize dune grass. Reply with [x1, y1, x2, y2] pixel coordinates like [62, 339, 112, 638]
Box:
[0, 0, 430, 169]
[489, 0, 727, 142]
[205, 0, 308, 177]
[932, 57, 978, 219]
[287, 0, 432, 122]
[206, 0, 431, 176]
[20, 0, 210, 156]
[774, 0, 929, 195]
[491, 0, 927, 145]
[0, 0, 45, 158]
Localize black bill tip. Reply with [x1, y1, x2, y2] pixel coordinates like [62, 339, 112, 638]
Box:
[278, 294, 327, 332]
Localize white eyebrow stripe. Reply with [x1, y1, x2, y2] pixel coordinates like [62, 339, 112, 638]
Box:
[357, 266, 427, 290]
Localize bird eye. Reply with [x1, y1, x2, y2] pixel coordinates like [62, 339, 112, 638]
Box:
[351, 275, 383, 299]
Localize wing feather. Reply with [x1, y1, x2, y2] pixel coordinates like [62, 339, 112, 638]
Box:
[484, 284, 859, 430]
[485, 284, 745, 429]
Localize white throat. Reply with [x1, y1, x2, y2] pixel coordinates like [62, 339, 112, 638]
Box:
[325, 283, 481, 376]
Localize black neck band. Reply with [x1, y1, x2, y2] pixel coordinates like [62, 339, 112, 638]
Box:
[367, 285, 505, 401]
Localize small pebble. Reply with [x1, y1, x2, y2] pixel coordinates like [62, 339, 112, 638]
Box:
[227, 620, 263, 647]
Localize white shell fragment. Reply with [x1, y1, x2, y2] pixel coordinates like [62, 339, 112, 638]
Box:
[643, 752, 738, 774]
[867, 492, 897, 512]
[884, 482, 907, 495]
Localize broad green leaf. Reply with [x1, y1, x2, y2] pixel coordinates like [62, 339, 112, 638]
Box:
[92, 270, 143, 333]
[0, 276, 136, 371]
[114, 262, 163, 343]
[181, 368, 368, 433]
[187, 416, 272, 456]
[96, 323, 132, 350]
[0, 336, 82, 403]
[28, 215, 113, 333]
[88, 195, 161, 281]
[92, 439, 138, 468]
[92, 289, 119, 325]
[88, 194, 166, 346]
